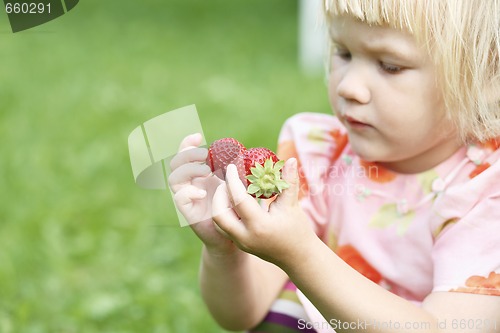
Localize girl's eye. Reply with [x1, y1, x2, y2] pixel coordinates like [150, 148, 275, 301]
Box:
[331, 44, 351, 61]
[333, 49, 351, 61]
[380, 62, 403, 74]
[336, 51, 351, 60]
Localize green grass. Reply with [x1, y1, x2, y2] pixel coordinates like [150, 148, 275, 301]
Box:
[0, 1, 330, 332]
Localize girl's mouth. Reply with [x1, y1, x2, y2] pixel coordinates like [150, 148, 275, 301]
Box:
[344, 115, 372, 129]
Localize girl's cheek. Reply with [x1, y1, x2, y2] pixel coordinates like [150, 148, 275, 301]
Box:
[327, 75, 340, 107]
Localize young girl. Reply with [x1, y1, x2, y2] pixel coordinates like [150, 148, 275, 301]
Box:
[168, 0, 500, 332]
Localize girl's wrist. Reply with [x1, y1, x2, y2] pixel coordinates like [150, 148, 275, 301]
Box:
[274, 232, 325, 274]
[203, 244, 246, 264]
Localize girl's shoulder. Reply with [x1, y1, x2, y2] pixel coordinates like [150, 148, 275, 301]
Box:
[276, 112, 349, 199]
[277, 112, 348, 165]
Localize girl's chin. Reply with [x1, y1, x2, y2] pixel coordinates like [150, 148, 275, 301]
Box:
[349, 142, 385, 162]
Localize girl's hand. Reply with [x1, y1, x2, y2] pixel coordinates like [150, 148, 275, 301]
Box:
[168, 133, 237, 255]
[212, 158, 318, 267]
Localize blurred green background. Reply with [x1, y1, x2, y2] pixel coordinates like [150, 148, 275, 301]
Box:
[0, 1, 330, 332]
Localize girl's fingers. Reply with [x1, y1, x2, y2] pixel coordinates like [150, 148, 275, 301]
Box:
[273, 158, 299, 207]
[168, 163, 212, 191]
[178, 133, 203, 151]
[173, 185, 214, 225]
[212, 183, 244, 238]
[169, 147, 208, 171]
[225, 164, 263, 222]
[173, 185, 207, 206]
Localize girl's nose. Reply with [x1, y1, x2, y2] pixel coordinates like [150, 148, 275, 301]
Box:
[336, 64, 371, 104]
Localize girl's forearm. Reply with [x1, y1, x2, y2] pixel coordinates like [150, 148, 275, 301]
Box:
[199, 245, 287, 331]
[281, 239, 439, 333]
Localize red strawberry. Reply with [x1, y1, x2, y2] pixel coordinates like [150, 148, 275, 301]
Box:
[206, 138, 247, 181]
[243, 147, 279, 173]
[206, 139, 289, 199]
[243, 147, 289, 199]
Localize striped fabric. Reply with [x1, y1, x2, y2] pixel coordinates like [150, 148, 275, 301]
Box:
[247, 281, 318, 333]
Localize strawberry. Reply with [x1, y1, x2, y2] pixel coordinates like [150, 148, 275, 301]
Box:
[243, 147, 279, 171]
[243, 148, 289, 199]
[206, 138, 246, 181]
[206, 139, 289, 199]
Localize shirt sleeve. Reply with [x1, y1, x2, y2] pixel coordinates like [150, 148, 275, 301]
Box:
[276, 112, 348, 240]
[431, 160, 500, 296]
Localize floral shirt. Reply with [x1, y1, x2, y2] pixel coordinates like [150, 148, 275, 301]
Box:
[252, 112, 500, 332]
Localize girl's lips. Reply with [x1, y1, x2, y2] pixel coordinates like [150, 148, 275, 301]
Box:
[344, 115, 372, 129]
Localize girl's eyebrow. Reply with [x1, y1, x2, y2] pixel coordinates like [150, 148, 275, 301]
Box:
[331, 33, 417, 62]
[362, 42, 415, 61]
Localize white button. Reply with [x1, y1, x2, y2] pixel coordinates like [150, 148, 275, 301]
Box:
[431, 178, 445, 193]
[466, 146, 486, 165]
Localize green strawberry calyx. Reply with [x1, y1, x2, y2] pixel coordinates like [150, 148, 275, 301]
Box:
[245, 158, 289, 198]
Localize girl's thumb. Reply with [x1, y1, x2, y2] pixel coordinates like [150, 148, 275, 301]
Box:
[275, 158, 299, 206]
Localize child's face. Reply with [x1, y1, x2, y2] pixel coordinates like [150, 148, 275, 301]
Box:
[328, 16, 460, 173]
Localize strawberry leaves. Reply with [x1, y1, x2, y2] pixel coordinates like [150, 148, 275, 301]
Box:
[246, 159, 289, 198]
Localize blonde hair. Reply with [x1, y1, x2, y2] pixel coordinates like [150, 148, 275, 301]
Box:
[324, 0, 500, 142]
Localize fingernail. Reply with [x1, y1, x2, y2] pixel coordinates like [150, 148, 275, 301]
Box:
[190, 133, 202, 142]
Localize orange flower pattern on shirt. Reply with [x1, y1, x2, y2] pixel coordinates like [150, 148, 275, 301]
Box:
[328, 129, 348, 164]
[469, 162, 491, 179]
[337, 244, 382, 284]
[451, 272, 500, 296]
[359, 160, 397, 183]
[277, 140, 309, 199]
[305, 127, 348, 165]
[479, 138, 500, 151]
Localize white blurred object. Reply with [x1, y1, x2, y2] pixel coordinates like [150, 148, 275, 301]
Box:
[298, 0, 327, 76]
